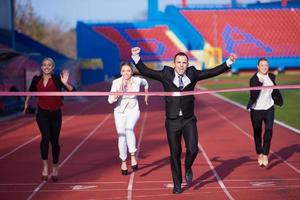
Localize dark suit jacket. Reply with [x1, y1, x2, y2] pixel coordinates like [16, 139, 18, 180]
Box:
[134, 60, 230, 119]
[247, 72, 283, 110]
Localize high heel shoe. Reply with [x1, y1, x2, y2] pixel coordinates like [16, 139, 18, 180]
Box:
[41, 163, 48, 181]
[130, 154, 138, 172]
[262, 155, 269, 167]
[121, 169, 128, 175]
[121, 161, 128, 175]
[258, 154, 263, 167]
[52, 176, 59, 182]
[131, 164, 138, 172]
[41, 175, 48, 181]
[52, 165, 59, 182]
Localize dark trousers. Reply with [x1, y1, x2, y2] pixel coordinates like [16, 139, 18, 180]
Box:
[250, 106, 274, 155]
[165, 116, 199, 187]
[36, 108, 62, 164]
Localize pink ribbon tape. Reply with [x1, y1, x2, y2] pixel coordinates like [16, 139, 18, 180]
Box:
[0, 85, 299, 97]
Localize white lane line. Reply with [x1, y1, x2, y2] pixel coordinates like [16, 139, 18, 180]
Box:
[127, 109, 148, 200]
[2, 184, 300, 193]
[208, 105, 300, 175]
[0, 118, 33, 135]
[0, 102, 97, 160]
[71, 185, 97, 190]
[198, 142, 235, 200]
[212, 92, 300, 134]
[0, 136, 39, 160]
[2, 178, 300, 186]
[26, 113, 112, 200]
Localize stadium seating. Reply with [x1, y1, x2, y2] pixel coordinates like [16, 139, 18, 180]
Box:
[93, 25, 194, 61]
[181, 9, 300, 58]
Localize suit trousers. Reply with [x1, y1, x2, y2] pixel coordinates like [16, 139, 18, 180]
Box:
[36, 107, 62, 164]
[250, 106, 274, 155]
[114, 110, 140, 161]
[165, 115, 199, 187]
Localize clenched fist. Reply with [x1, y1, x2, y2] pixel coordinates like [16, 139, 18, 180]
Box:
[131, 47, 141, 56]
[229, 53, 238, 63]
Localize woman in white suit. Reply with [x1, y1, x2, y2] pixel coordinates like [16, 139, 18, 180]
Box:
[108, 62, 148, 175]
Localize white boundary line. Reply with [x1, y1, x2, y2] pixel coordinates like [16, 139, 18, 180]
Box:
[210, 90, 300, 135]
[0, 112, 24, 122]
[127, 108, 148, 200]
[3, 187, 300, 200]
[0, 136, 39, 160]
[0, 102, 97, 160]
[0, 117, 33, 135]
[26, 113, 112, 200]
[198, 142, 235, 200]
[1, 178, 300, 186]
[107, 186, 300, 200]
[2, 185, 300, 193]
[207, 105, 300, 175]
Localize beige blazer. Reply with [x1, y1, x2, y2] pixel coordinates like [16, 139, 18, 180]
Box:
[108, 76, 148, 113]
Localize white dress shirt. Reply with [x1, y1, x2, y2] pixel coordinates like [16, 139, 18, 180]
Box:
[108, 76, 148, 113]
[132, 54, 234, 116]
[252, 73, 274, 110]
[173, 71, 191, 89]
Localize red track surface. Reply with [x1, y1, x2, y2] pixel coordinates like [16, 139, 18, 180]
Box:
[0, 82, 299, 200]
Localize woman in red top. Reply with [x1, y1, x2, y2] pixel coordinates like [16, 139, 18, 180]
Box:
[24, 57, 74, 182]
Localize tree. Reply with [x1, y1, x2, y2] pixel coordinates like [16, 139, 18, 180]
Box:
[14, 0, 76, 58]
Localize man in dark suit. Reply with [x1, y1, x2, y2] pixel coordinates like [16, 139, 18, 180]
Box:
[131, 47, 237, 194]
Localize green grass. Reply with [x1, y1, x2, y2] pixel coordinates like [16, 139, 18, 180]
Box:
[200, 74, 300, 130]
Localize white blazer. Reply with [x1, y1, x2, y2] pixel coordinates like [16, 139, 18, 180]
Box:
[108, 76, 149, 113]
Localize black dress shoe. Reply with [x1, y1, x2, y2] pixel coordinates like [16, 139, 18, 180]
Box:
[121, 169, 128, 175]
[185, 168, 193, 185]
[131, 164, 138, 172]
[172, 186, 182, 194]
[52, 176, 58, 182]
[41, 175, 48, 181]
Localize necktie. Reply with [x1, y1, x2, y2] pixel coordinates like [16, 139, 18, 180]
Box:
[178, 75, 184, 91]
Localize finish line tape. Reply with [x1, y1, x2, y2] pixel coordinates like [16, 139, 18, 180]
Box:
[0, 85, 299, 97]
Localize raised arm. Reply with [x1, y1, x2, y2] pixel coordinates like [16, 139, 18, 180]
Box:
[131, 47, 163, 81]
[195, 53, 237, 80]
[60, 70, 75, 91]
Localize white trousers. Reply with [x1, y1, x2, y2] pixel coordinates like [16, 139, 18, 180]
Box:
[114, 110, 140, 161]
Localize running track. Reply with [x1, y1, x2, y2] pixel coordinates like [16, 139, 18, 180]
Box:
[0, 82, 299, 200]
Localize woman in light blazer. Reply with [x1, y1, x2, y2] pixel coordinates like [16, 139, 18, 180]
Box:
[247, 57, 283, 167]
[108, 62, 148, 175]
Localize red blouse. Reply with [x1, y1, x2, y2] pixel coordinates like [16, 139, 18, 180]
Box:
[36, 78, 63, 110]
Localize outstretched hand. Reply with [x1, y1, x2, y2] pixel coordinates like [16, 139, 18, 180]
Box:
[60, 70, 70, 85]
[23, 102, 28, 113]
[131, 47, 141, 56]
[145, 95, 148, 105]
[229, 53, 238, 63]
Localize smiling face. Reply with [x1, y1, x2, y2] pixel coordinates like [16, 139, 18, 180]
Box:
[174, 55, 188, 75]
[41, 58, 55, 75]
[120, 64, 133, 80]
[257, 59, 269, 75]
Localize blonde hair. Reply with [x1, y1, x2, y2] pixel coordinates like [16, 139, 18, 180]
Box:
[42, 57, 55, 68]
